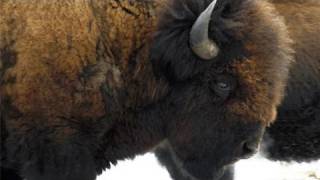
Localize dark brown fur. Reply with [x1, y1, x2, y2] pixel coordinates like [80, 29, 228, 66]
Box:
[263, 0, 320, 162]
[0, 1, 169, 179]
[155, 1, 320, 179]
[0, 0, 294, 180]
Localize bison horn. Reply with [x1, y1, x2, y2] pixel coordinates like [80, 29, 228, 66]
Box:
[190, 0, 219, 60]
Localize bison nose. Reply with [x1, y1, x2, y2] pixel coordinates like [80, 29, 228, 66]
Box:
[239, 139, 260, 159]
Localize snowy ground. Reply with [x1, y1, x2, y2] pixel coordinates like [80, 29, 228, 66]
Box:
[98, 153, 320, 180]
[235, 154, 320, 180]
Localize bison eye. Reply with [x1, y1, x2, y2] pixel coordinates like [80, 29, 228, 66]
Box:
[210, 75, 236, 100]
[216, 81, 231, 91]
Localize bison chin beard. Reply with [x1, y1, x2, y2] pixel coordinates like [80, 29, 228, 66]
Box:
[162, 143, 227, 180]
[183, 161, 226, 180]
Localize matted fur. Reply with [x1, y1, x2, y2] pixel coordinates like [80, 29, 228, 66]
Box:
[155, 1, 320, 180]
[1, 0, 294, 180]
[264, 0, 320, 162]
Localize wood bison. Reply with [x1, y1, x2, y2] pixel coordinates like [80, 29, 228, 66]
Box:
[155, 0, 320, 179]
[0, 0, 293, 180]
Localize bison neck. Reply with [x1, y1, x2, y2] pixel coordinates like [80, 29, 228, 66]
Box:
[97, 102, 168, 170]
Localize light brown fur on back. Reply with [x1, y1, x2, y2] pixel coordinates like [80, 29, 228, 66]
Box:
[273, 1, 320, 107]
[0, 0, 168, 131]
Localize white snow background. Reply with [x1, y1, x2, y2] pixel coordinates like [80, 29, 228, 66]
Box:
[98, 153, 320, 180]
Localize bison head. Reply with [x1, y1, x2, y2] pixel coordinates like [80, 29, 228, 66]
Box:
[151, 0, 293, 179]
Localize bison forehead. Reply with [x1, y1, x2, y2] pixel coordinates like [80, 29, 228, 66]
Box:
[151, 0, 293, 124]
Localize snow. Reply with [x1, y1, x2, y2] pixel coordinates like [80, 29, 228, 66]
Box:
[235, 154, 320, 180]
[98, 153, 320, 180]
[98, 153, 171, 180]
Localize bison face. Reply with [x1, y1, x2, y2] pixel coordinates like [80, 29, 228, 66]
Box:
[164, 69, 268, 180]
[151, 0, 293, 179]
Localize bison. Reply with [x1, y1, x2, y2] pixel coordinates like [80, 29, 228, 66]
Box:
[1, 0, 293, 180]
[155, 0, 320, 179]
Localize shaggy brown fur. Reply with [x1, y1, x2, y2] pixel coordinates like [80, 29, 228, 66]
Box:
[0, 1, 169, 179]
[0, 0, 168, 123]
[0, 0, 293, 180]
[155, 1, 320, 179]
[264, 0, 320, 162]
[273, 0, 320, 107]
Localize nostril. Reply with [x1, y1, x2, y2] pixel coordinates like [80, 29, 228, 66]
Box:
[240, 141, 259, 159]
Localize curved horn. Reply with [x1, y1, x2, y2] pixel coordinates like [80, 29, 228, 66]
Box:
[190, 0, 219, 60]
